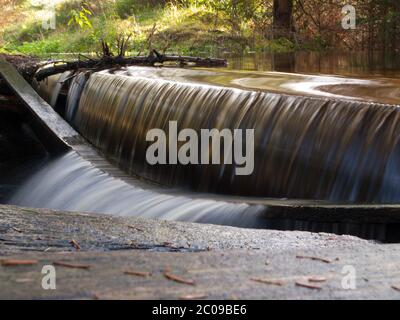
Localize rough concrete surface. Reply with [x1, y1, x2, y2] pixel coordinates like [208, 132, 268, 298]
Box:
[1, 205, 400, 299]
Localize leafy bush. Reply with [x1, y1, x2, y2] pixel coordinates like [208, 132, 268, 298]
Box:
[67, 2, 93, 29]
[115, 0, 166, 18]
[262, 38, 296, 53]
[11, 38, 62, 55]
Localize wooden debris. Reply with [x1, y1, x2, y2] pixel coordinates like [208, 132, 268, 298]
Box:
[164, 265, 172, 273]
[53, 261, 91, 269]
[308, 276, 327, 283]
[12, 227, 22, 233]
[69, 239, 81, 250]
[295, 281, 322, 290]
[1, 259, 38, 266]
[164, 271, 195, 286]
[296, 255, 332, 264]
[92, 293, 101, 300]
[391, 285, 400, 292]
[123, 269, 152, 277]
[34, 50, 227, 81]
[0, 53, 40, 81]
[250, 277, 284, 286]
[179, 294, 207, 300]
[15, 278, 34, 283]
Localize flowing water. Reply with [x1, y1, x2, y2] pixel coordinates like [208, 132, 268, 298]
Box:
[8, 151, 268, 228]
[64, 69, 400, 203]
[5, 53, 400, 238]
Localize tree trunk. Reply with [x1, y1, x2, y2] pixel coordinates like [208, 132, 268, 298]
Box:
[273, 0, 293, 35]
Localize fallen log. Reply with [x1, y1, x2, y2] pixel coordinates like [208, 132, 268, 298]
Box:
[34, 50, 227, 81]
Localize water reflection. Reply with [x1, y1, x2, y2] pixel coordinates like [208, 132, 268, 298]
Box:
[108, 65, 400, 105]
[226, 51, 400, 78]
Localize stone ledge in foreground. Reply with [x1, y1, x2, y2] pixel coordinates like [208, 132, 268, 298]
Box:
[0, 204, 370, 254]
[1, 204, 400, 299]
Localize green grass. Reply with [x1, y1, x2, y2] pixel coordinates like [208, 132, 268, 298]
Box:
[0, 0, 300, 57]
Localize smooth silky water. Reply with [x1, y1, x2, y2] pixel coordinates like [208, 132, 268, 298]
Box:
[65, 69, 400, 202]
[7, 150, 267, 228]
[5, 52, 400, 239]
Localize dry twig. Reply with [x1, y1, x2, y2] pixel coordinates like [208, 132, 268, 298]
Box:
[308, 276, 327, 283]
[391, 285, 400, 292]
[164, 271, 195, 285]
[123, 269, 152, 277]
[296, 255, 332, 264]
[1, 259, 38, 266]
[295, 281, 322, 290]
[250, 277, 284, 286]
[69, 239, 81, 250]
[53, 261, 91, 269]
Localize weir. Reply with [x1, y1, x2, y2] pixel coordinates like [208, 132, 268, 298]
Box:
[2, 59, 400, 242]
[68, 70, 400, 203]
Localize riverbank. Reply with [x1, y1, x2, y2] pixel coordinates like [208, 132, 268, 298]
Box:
[1, 204, 400, 299]
[0, 1, 297, 57]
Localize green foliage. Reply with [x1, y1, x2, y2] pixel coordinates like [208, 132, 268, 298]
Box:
[115, 0, 136, 18]
[68, 1, 93, 29]
[5, 21, 45, 43]
[115, 0, 166, 19]
[301, 36, 329, 51]
[210, 0, 256, 22]
[1, 0, 297, 56]
[262, 38, 296, 53]
[9, 38, 62, 56]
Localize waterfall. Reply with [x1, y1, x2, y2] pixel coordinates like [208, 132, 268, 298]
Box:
[8, 151, 268, 228]
[65, 71, 400, 203]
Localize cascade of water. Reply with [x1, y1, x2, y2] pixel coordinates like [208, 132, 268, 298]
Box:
[8, 151, 268, 228]
[66, 71, 400, 203]
[65, 71, 90, 123]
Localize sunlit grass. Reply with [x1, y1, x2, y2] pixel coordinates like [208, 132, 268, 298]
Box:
[0, 0, 296, 57]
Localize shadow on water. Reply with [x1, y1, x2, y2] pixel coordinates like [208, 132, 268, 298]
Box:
[0, 107, 49, 202]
